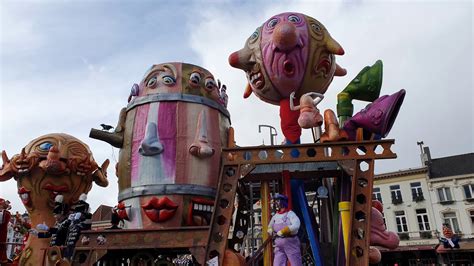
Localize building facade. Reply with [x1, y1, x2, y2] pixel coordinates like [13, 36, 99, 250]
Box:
[425, 152, 474, 264]
[374, 167, 439, 265]
[374, 149, 474, 265]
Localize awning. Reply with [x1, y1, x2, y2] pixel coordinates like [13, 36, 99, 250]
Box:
[436, 241, 474, 253]
[379, 245, 436, 252]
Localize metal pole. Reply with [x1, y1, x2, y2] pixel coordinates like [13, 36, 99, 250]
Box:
[261, 181, 272, 265]
[311, 126, 322, 143]
[249, 182, 255, 257]
[258, 125, 277, 146]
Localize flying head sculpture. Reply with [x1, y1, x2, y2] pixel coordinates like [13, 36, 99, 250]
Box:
[229, 12, 346, 143]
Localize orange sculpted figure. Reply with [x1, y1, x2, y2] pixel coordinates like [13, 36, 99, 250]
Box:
[0, 133, 108, 265]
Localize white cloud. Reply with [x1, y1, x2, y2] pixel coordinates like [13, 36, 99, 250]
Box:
[0, 3, 46, 57]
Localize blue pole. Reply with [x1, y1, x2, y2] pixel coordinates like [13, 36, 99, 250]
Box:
[291, 179, 323, 266]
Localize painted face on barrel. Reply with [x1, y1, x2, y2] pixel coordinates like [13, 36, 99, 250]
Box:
[119, 62, 230, 229]
[182, 64, 220, 102]
[139, 63, 182, 95]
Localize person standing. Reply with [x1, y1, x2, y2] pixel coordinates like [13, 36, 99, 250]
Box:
[267, 194, 302, 266]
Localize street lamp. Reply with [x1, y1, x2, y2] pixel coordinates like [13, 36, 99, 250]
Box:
[258, 125, 277, 146]
[416, 141, 424, 154]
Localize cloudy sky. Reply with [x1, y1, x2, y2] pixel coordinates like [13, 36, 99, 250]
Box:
[1, 0, 472, 213]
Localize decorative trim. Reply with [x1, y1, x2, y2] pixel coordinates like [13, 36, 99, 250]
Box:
[118, 184, 217, 201]
[375, 167, 427, 180]
[127, 93, 231, 119]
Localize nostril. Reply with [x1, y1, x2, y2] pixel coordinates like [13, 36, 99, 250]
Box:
[273, 22, 298, 51]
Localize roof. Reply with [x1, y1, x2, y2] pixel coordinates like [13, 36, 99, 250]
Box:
[429, 153, 474, 179]
[375, 167, 427, 180]
[91, 204, 113, 222]
[379, 245, 436, 252]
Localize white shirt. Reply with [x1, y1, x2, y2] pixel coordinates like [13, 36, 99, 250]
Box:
[268, 210, 301, 235]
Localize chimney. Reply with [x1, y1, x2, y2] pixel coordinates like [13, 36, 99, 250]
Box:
[418, 143, 432, 177]
[422, 146, 432, 166]
[417, 141, 426, 166]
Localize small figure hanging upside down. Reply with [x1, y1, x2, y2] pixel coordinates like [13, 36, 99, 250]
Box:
[267, 194, 302, 266]
[290, 91, 324, 129]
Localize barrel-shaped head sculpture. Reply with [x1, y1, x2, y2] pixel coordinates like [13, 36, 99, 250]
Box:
[229, 12, 346, 142]
[0, 133, 108, 264]
[91, 62, 230, 229]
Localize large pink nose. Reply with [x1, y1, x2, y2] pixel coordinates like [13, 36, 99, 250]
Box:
[273, 21, 298, 52]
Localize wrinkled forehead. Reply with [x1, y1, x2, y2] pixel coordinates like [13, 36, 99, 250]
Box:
[142, 62, 182, 81]
[263, 12, 307, 26]
[25, 133, 90, 157]
[141, 63, 214, 82]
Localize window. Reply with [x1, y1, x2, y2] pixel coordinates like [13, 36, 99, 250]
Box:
[373, 187, 383, 203]
[382, 211, 386, 228]
[416, 209, 430, 231]
[437, 187, 453, 203]
[443, 212, 460, 233]
[395, 210, 408, 233]
[411, 182, 424, 201]
[463, 184, 474, 200]
[390, 185, 403, 204]
[469, 210, 474, 224]
[255, 211, 262, 225]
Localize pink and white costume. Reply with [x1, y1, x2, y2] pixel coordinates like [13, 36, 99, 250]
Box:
[268, 210, 302, 266]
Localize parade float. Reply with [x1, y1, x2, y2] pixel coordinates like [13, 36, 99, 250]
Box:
[0, 134, 109, 265]
[0, 12, 405, 266]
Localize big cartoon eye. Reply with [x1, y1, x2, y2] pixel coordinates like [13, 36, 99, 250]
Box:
[311, 23, 322, 34]
[39, 142, 53, 152]
[162, 75, 176, 85]
[250, 30, 259, 40]
[205, 78, 217, 90]
[147, 77, 158, 88]
[249, 27, 261, 44]
[267, 18, 278, 29]
[288, 15, 301, 23]
[190, 72, 201, 85]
